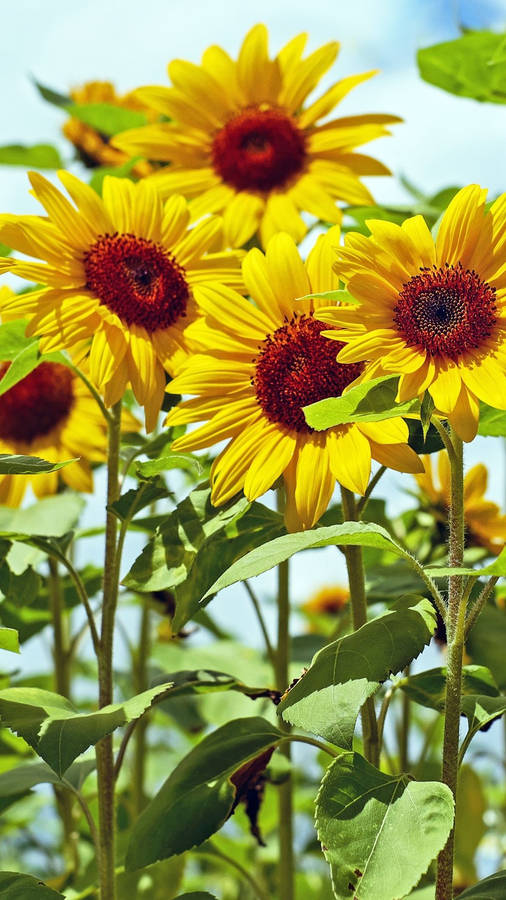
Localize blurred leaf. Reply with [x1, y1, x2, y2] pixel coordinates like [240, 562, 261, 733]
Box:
[0, 243, 11, 257]
[0, 628, 18, 654]
[304, 376, 419, 429]
[173, 895, 217, 900]
[466, 605, 506, 688]
[89, 156, 143, 194]
[278, 596, 435, 747]
[32, 78, 72, 108]
[459, 871, 506, 898]
[315, 751, 453, 900]
[125, 717, 282, 870]
[0, 872, 63, 896]
[454, 766, 486, 885]
[478, 402, 506, 436]
[0, 494, 84, 538]
[205, 521, 415, 598]
[124, 488, 285, 631]
[399, 664, 500, 710]
[0, 455, 78, 475]
[0, 144, 63, 169]
[64, 103, 148, 136]
[0, 683, 176, 776]
[418, 31, 506, 104]
[0, 321, 36, 359]
[0, 759, 95, 800]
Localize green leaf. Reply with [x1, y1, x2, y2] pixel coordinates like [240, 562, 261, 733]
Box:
[0, 455, 78, 475]
[125, 716, 282, 870]
[110, 476, 171, 522]
[205, 521, 413, 598]
[315, 751, 454, 900]
[0, 243, 11, 257]
[0, 872, 63, 897]
[0, 684, 175, 776]
[0, 628, 19, 654]
[173, 895, 217, 900]
[418, 32, 506, 104]
[136, 452, 201, 480]
[0, 759, 94, 799]
[298, 289, 359, 305]
[123, 487, 285, 631]
[420, 391, 435, 438]
[278, 596, 436, 747]
[0, 144, 63, 169]
[458, 871, 506, 898]
[466, 605, 506, 689]
[151, 668, 280, 709]
[454, 766, 486, 885]
[303, 376, 419, 430]
[399, 664, 499, 710]
[88, 156, 142, 194]
[32, 78, 72, 108]
[0, 494, 84, 538]
[0, 321, 36, 359]
[478, 402, 506, 436]
[64, 103, 148, 136]
[407, 419, 444, 455]
[424, 547, 506, 578]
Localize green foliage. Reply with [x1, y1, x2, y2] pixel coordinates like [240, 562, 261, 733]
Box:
[399, 665, 500, 710]
[0, 628, 18, 654]
[0, 684, 175, 776]
[279, 596, 436, 747]
[33, 79, 71, 108]
[299, 289, 359, 305]
[0, 144, 63, 169]
[459, 871, 506, 898]
[125, 717, 282, 870]
[63, 103, 148, 135]
[303, 376, 419, 429]
[478, 402, 506, 436]
[0, 455, 78, 475]
[315, 751, 454, 900]
[454, 766, 486, 885]
[466, 606, 506, 689]
[418, 31, 506, 103]
[135, 452, 201, 479]
[124, 487, 285, 630]
[0, 872, 63, 897]
[0, 321, 68, 397]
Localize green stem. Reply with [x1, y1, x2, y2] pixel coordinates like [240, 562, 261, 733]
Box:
[436, 429, 465, 900]
[70, 362, 113, 426]
[132, 597, 151, 816]
[398, 666, 410, 773]
[95, 399, 122, 900]
[340, 486, 380, 766]
[49, 558, 79, 879]
[357, 465, 387, 517]
[281, 734, 339, 758]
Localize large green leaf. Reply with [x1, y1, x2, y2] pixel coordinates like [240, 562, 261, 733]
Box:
[0, 684, 175, 776]
[458, 871, 506, 898]
[0, 872, 63, 897]
[303, 376, 419, 429]
[123, 487, 285, 631]
[64, 103, 148, 136]
[0, 628, 19, 654]
[466, 606, 506, 689]
[315, 751, 454, 900]
[0, 455, 78, 475]
[205, 521, 412, 598]
[278, 596, 435, 747]
[125, 717, 282, 870]
[418, 32, 506, 104]
[0, 144, 63, 169]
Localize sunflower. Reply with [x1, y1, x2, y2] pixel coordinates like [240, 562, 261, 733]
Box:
[317, 185, 506, 442]
[416, 452, 506, 555]
[0, 291, 109, 505]
[62, 80, 156, 176]
[165, 229, 422, 531]
[0, 172, 243, 430]
[112, 24, 400, 248]
[302, 585, 350, 615]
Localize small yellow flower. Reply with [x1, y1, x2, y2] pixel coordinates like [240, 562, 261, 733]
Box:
[165, 228, 422, 531]
[317, 185, 506, 442]
[112, 24, 399, 248]
[417, 452, 506, 555]
[0, 173, 243, 430]
[63, 80, 155, 177]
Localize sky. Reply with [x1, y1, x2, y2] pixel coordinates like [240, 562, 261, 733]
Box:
[1, 0, 506, 653]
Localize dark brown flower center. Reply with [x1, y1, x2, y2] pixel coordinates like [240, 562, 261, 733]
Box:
[394, 263, 497, 360]
[253, 315, 364, 432]
[212, 107, 306, 193]
[84, 233, 189, 332]
[0, 362, 74, 444]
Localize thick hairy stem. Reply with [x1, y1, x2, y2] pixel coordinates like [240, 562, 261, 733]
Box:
[436, 430, 465, 900]
[95, 400, 122, 900]
[340, 486, 379, 766]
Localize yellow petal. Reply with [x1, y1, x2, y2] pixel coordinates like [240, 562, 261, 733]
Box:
[369, 440, 424, 474]
[264, 233, 311, 317]
[223, 192, 264, 248]
[305, 225, 341, 295]
[436, 184, 488, 269]
[326, 425, 371, 495]
[29, 171, 95, 249]
[243, 426, 296, 499]
[291, 435, 336, 528]
[447, 383, 480, 442]
[237, 24, 281, 104]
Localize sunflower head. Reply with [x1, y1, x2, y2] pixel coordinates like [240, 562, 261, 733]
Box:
[63, 80, 155, 176]
[317, 185, 506, 442]
[0, 172, 243, 431]
[112, 24, 400, 248]
[302, 585, 350, 616]
[165, 228, 423, 531]
[416, 452, 506, 556]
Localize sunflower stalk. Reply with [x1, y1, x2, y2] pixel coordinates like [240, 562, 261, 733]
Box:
[95, 399, 122, 900]
[340, 486, 380, 766]
[435, 428, 465, 900]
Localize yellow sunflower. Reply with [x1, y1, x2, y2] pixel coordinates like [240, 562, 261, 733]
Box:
[317, 184, 506, 442]
[0, 172, 243, 430]
[302, 585, 350, 615]
[416, 452, 506, 556]
[165, 229, 422, 531]
[0, 291, 108, 505]
[62, 80, 156, 176]
[112, 24, 400, 248]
